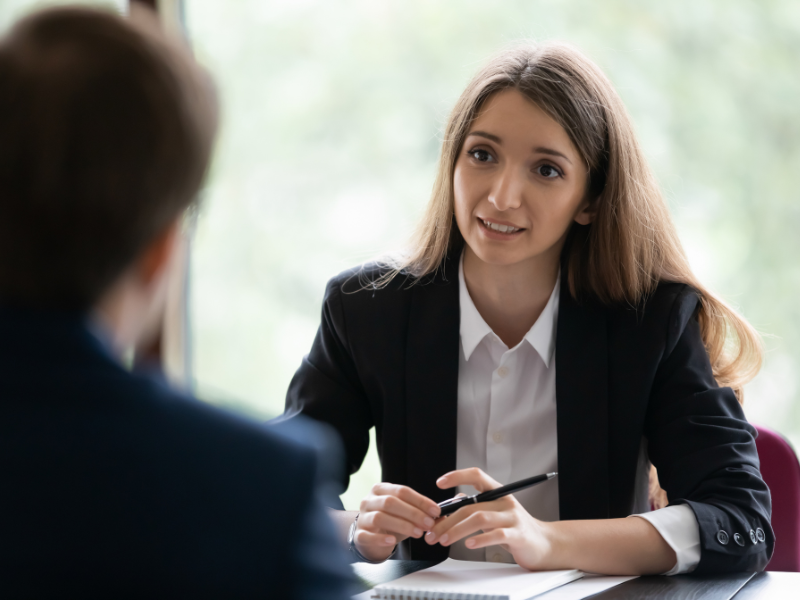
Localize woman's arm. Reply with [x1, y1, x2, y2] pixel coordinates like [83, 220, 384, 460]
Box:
[543, 518, 676, 575]
[643, 289, 773, 573]
[285, 277, 373, 488]
[426, 468, 676, 575]
[288, 274, 442, 562]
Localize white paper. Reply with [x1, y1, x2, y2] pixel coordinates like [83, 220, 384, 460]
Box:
[369, 558, 583, 600]
[532, 574, 638, 599]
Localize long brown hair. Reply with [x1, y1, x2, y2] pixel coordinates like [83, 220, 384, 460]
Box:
[386, 42, 761, 399]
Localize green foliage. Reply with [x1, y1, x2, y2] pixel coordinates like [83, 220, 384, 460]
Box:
[0, 0, 121, 30]
[5, 0, 798, 507]
[186, 0, 800, 506]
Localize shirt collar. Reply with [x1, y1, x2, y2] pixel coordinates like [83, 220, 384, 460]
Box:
[459, 253, 559, 367]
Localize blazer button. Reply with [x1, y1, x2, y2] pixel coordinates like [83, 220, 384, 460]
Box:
[750, 530, 758, 545]
[717, 530, 729, 545]
[733, 533, 745, 546]
[756, 528, 766, 543]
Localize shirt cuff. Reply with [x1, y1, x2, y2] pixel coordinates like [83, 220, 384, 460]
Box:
[629, 504, 701, 575]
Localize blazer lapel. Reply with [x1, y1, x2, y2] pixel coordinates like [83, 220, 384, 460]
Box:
[555, 275, 611, 520]
[405, 261, 460, 560]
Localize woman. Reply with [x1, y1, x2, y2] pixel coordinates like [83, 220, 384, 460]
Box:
[286, 42, 772, 575]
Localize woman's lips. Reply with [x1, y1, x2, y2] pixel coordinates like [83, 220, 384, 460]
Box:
[477, 217, 525, 239]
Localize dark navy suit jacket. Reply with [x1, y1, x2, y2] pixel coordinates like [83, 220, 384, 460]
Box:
[0, 308, 353, 599]
[287, 256, 774, 574]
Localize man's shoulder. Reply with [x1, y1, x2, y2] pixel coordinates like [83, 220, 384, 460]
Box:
[129, 373, 316, 476]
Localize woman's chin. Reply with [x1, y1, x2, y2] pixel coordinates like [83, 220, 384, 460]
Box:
[467, 245, 535, 269]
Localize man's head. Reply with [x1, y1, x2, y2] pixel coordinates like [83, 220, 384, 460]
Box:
[0, 6, 217, 312]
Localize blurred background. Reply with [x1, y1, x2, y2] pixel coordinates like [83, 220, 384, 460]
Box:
[2, 0, 800, 510]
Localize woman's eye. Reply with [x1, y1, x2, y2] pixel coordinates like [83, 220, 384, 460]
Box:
[469, 149, 493, 162]
[537, 164, 561, 178]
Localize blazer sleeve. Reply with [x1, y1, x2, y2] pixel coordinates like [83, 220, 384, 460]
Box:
[284, 444, 357, 600]
[285, 275, 373, 493]
[644, 287, 774, 574]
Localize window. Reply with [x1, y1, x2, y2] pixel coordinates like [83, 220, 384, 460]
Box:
[186, 1, 800, 508]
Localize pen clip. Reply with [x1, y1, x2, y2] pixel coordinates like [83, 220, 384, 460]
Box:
[437, 497, 464, 508]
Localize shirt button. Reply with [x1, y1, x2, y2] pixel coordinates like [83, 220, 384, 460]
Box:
[492, 432, 504, 444]
[716, 530, 729, 545]
[756, 528, 766, 543]
[749, 530, 758, 545]
[497, 366, 509, 378]
[733, 533, 745, 546]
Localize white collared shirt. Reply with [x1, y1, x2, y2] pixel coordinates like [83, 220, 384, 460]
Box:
[449, 255, 700, 574]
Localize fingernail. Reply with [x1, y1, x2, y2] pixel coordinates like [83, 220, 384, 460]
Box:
[424, 517, 434, 527]
[429, 507, 440, 518]
[426, 531, 437, 542]
[466, 538, 476, 548]
[413, 528, 423, 537]
[440, 534, 449, 545]
[384, 536, 396, 545]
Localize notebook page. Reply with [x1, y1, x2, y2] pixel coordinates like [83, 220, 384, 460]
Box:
[372, 558, 582, 600]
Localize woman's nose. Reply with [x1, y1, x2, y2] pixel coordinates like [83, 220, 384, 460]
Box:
[487, 168, 523, 211]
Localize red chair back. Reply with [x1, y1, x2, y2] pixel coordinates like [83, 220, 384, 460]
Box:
[755, 424, 800, 572]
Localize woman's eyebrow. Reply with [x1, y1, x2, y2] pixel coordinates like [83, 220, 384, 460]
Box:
[466, 131, 502, 143]
[534, 146, 573, 165]
[467, 131, 573, 165]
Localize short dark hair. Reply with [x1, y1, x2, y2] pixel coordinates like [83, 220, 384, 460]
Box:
[0, 6, 217, 309]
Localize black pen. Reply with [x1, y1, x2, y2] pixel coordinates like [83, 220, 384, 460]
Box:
[437, 472, 558, 516]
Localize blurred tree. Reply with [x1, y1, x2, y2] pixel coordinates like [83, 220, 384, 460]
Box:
[6, 0, 798, 509]
[186, 0, 800, 507]
[0, 0, 120, 29]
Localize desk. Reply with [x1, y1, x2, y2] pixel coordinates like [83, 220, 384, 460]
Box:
[352, 561, 798, 599]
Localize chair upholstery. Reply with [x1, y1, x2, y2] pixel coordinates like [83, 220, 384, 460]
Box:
[755, 425, 800, 572]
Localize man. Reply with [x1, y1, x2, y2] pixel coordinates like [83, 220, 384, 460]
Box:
[0, 7, 353, 598]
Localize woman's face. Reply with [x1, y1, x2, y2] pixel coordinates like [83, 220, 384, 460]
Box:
[453, 89, 592, 271]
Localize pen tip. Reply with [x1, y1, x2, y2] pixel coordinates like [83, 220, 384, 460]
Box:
[548, 472, 558, 479]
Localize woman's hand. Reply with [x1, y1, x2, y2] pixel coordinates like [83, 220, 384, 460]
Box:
[424, 468, 678, 575]
[424, 468, 553, 569]
[354, 482, 441, 562]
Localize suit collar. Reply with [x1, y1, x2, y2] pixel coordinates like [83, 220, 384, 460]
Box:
[404, 255, 460, 561]
[554, 274, 611, 520]
[458, 255, 493, 361]
[0, 305, 123, 372]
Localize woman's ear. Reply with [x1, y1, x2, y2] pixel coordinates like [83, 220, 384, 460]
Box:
[574, 198, 596, 226]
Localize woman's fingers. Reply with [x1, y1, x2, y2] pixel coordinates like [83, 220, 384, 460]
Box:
[464, 528, 513, 550]
[369, 482, 441, 519]
[353, 483, 440, 560]
[360, 510, 426, 539]
[360, 486, 437, 531]
[354, 528, 397, 548]
[426, 503, 509, 546]
[436, 467, 502, 493]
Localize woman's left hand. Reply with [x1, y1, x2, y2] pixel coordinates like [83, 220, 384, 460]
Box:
[424, 468, 553, 570]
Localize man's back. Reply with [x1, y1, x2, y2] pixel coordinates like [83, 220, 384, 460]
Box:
[0, 308, 353, 598]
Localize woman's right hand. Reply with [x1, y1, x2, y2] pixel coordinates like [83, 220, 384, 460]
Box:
[354, 482, 441, 562]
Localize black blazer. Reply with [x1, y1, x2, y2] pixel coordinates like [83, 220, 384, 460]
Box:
[287, 256, 774, 574]
[0, 308, 353, 599]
